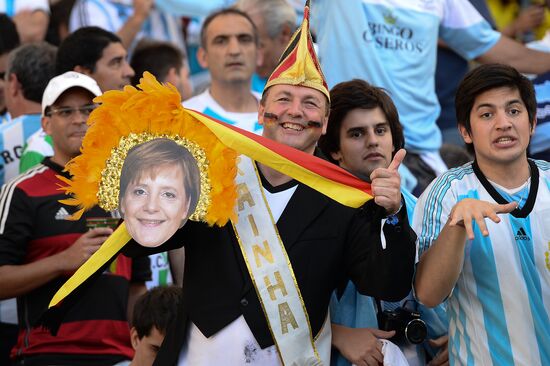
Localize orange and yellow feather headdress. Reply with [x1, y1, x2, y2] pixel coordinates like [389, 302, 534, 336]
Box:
[47, 72, 373, 311]
[59, 72, 238, 226]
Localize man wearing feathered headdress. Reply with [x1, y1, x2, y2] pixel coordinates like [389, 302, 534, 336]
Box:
[141, 2, 416, 364]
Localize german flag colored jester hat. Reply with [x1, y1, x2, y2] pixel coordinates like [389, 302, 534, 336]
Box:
[263, 0, 329, 102]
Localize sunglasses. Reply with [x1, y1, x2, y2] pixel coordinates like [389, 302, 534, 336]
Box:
[45, 104, 98, 118]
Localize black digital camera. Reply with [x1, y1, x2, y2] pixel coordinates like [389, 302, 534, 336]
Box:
[378, 307, 427, 344]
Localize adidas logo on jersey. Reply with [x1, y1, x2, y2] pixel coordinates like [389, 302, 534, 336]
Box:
[55, 207, 70, 220]
[515, 227, 530, 241]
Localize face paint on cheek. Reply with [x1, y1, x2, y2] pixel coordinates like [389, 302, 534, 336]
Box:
[264, 112, 322, 129]
[307, 121, 322, 128]
[263, 112, 280, 125]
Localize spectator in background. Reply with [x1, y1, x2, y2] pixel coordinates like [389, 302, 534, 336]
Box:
[488, 0, 549, 42]
[129, 286, 182, 366]
[235, 0, 296, 93]
[0, 71, 150, 366]
[56, 26, 135, 92]
[319, 79, 448, 366]
[0, 42, 53, 366]
[131, 40, 193, 101]
[1, 42, 56, 185]
[69, 0, 185, 52]
[183, 8, 262, 133]
[19, 27, 135, 172]
[46, 0, 77, 46]
[0, 14, 20, 124]
[0, 0, 49, 43]
[19, 69, 100, 174]
[436, 0, 497, 147]
[529, 69, 550, 161]
[312, 0, 550, 196]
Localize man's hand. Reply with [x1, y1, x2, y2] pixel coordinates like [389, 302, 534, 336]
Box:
[513, 5, 545, 35]
[133, 0, 154, 21]
[332, 324, 395, 366]
[428, 335, 449, 366]
[370, 149, 406, 215]
[448, 198, 517, 240]
[58, 227, 113, 272]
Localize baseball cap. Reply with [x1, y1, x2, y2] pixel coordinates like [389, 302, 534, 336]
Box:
[42, 71, 102, 116]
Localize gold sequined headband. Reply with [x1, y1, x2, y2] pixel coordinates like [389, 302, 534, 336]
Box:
[58, 72, 238, 226]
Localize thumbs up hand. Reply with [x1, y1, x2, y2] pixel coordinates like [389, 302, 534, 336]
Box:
[369, 149, 406, 215]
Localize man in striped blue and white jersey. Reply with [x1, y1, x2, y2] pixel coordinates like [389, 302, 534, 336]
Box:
[414, 64, 550, 366]
[0, 14, 20, 126]
[1, 42, 56, 186]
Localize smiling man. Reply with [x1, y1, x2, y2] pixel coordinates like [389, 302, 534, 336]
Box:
[183, 8, 263, 134]
[128, 3, 416, 365]
[414, 64, 550, 365]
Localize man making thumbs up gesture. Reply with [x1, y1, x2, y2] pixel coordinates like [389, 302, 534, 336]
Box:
[319, 80, 448, 366]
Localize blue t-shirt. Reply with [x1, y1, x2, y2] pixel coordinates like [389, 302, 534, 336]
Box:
[435, 0, 496, 135]
[312, 0, 500, 153]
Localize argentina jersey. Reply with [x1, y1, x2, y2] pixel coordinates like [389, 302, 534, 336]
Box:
[0, 114, 42, 185]
[413, 160, 550, 366]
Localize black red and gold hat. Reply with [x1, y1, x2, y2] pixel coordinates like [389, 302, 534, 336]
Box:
[264, 0, 329, 101]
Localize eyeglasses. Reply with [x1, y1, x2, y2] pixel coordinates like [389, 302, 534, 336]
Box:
[46, 104, 98, 118]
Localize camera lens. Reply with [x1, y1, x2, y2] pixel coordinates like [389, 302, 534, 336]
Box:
[404, 318, 427, 344]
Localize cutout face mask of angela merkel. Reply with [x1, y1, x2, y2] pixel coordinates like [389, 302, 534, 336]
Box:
[119, 139, 200, 247]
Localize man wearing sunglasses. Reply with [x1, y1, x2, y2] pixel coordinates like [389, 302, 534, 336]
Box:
[0, 71, 151, 366]
[19, 71, 101, 172]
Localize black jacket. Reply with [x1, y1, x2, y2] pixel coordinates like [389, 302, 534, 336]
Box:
[124, 180, 417, 366]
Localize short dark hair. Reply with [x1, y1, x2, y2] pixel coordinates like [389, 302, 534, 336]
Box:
[6, 42, 57, 103]
[56, 26, 122, 74]
[132, 286, 182, 338]
[0, 14, 20, 55]
[318, 79, 404, 164]
[455, 64, 536, 153]
[200, 8, 258, 49]
[130, 41, 185, 86]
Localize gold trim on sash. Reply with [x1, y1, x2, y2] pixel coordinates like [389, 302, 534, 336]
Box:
[231, 156, 321, 365]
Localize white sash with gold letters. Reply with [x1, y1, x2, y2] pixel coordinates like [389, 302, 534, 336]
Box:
[232, 155, 326, 365]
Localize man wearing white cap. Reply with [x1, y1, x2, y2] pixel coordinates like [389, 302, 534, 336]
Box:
[0, 71, 150, 366]
[19, 71, 101, 173]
